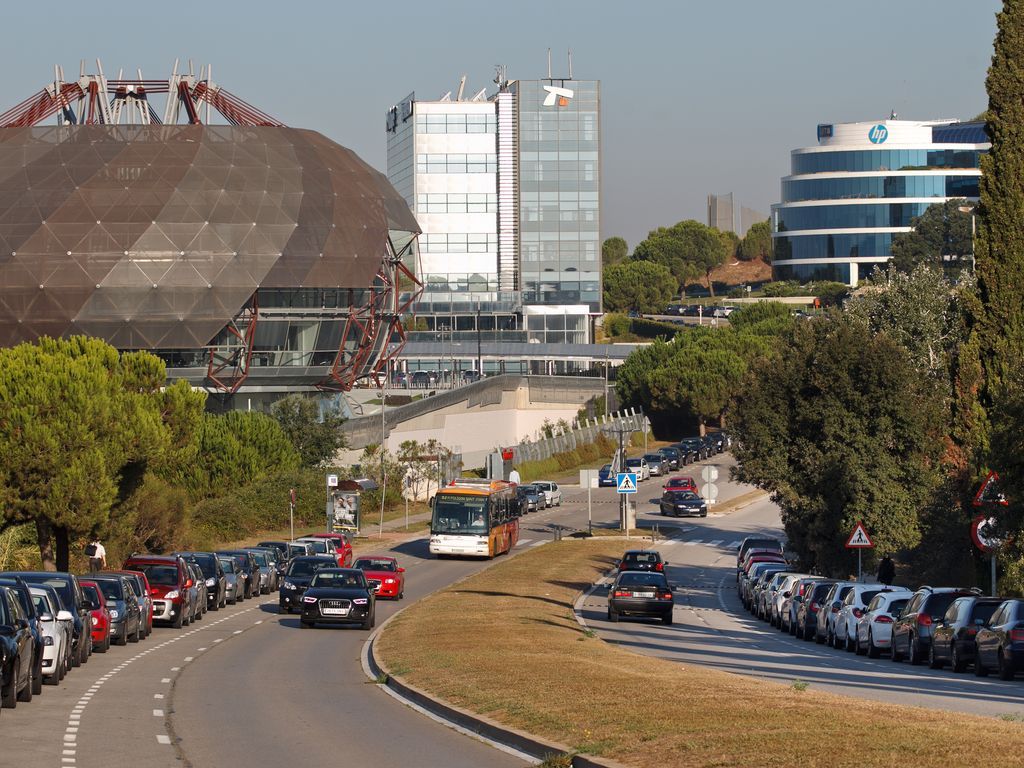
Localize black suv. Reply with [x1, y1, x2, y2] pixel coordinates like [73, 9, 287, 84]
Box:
[618, 550, 665, 573]
[279, 556, 337, 613]
[180, 552, 227, 611]
[929, 595, 1004, 672]
[0, 576, 44, 696]
[891, 586, 979, 665]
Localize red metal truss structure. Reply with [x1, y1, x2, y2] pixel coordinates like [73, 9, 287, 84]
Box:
[319, 236, 423, 392]
[0, 60, 284, 128]
[0, 61, 422, 396]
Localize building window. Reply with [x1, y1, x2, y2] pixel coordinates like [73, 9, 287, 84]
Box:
[416, 154, 497, 174]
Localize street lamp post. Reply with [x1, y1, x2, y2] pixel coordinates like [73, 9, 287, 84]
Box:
[378, 389, 386, 538]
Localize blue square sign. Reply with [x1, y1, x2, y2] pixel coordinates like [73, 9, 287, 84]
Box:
[616, 472, 638, 494]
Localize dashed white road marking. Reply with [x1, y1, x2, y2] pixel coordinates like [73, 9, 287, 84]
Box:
[153, 709, 164, 716]
[156, 734, 171, 745]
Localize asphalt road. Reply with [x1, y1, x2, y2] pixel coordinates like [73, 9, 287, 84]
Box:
[578, 488, 1024, 718]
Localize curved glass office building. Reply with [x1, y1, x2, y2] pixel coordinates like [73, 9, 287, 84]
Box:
[772, 119, 988, 284]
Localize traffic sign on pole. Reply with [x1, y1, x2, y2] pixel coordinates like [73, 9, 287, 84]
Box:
[845, 522, 874, 549]
[701, 465, 719, 483]
[327, 474, 339, 488]
[616, 472, 638, 494]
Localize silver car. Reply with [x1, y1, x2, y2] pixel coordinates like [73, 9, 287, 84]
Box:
[29, 585, 74, 684]
[532, 481, 562, 507]
[643, 453, 666, 477]
[245, 549, 274, 594]
[217, 556, 242, 604]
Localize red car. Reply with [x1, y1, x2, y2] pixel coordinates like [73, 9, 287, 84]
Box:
[123, 554, 193, 628]
[353, 556, 405, 600]
[663, 476, 697, 493]
[79, 580, 112, 653]
[310, 533, 354, 567]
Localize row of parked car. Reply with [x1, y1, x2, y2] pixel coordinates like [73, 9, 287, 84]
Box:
[736, 537, 1024, 680]
[599, 433, 730, 487]
[0, 531, 407, 716]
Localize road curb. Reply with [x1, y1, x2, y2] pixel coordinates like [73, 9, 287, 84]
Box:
[361, 554, 632, 768]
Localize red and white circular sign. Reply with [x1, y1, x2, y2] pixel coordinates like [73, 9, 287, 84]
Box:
[971, 514, 1001, 553]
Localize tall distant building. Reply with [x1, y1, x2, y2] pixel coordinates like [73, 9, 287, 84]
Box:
[707, 192, 735, 233]
[386, 66, 601, 359]
[772, 118, 988, 285]
[738, 206, 765, 238]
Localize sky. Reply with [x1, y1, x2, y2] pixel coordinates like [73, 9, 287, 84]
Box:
[0, 0, 1002, 250]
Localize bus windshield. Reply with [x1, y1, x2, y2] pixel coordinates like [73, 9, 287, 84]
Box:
[432, 493, 489, 535]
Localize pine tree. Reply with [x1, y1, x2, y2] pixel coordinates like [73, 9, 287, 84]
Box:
[976, 0, 1024, 395]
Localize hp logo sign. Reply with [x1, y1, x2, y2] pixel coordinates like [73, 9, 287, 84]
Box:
[868, 124, 889, 144]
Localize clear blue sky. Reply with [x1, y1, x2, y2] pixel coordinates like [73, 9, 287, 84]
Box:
[0, 0, 1001, 249]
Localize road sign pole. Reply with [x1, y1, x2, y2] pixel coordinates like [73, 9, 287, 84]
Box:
[858, 549, 862, 583]
[588, 480, 592, 536]
[992, 553, 997, 597]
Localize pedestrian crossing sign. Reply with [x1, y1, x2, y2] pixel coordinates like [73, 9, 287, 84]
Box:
[616, 472, 638, 494]
[845, 522, 874, 548]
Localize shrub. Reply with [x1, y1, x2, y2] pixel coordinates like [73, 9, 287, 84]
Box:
[603, 313, 631, 338]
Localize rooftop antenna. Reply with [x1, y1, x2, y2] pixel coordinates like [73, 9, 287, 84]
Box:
[456, 74, 466, 102]
[568, 49, 573, 79]
[547, 48, 552, 79]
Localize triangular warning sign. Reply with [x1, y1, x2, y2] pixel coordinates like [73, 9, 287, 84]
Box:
[845, 522, 874, 548]
[617, 474, 637, 493]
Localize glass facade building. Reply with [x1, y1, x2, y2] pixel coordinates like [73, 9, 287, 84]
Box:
[772, 119, 988, 285]
[386, 71, 600, 359]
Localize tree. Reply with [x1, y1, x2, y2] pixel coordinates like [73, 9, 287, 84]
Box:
[889, 199, 974, 273]
[0, 337, 192, 570]
[271, 394, 346, 468]
[602, 236, 628, 267]
[719, 230, 740, 261]
[731, 316, 946, 575]
[976, 0, 1024, 397]
[602, 260, 676, 314]
[633, 220, 729, 298]
[738, 220, 773, 263]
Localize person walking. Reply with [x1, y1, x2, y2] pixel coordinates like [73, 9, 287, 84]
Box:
[508, 468, 521, 486]
[86, 538, 106, 573]
[877, 554, 896, 586]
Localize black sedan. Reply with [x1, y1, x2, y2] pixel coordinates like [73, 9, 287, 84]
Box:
[659, 489, 708, 517]
[0, 585, 35, 708]
[607, 571, 674, 625]
[299, 569, 375, 630]
[279, 556, 336, 613]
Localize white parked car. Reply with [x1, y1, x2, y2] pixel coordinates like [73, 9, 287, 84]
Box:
[624, 457, 650, 481]
[770, 573, 809, 628]
[833, 583, 891, 651]
[855, 590, 915, 657]
[29, 585, 74, 684]
[532, 481, 562, 507]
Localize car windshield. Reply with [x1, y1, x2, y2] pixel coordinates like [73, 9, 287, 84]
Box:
[971, 603, 1000, 624]
[625, 459, 642, 466]
[860, 590, 882, 606]
[301, 540, 327, 554]
[311, 571, 365, 589]
[617, 573, 668, 588]
[927, 593, 961, 618]
[287, 560, 324, 578]
[94, 580, 123, 601]
[432, 493, 489, 534]
[137, 565, 178, 586]
[82, 584, 100, 605]
[31, 594, 50, 615]
[888, 599, 909, 616]
[624, 552, 660, 565]
[20, 576, 73, 608]
[187, 556, 217, 577]
[355, 558, 396, 572]
[249, 552, 269, 566]
[600, 465, 611, 473]
[644, 454, 662, 463]
[217, 559, 235, 573]
[669, 491, 700, 501]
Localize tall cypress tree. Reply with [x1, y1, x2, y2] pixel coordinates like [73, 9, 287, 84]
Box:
[977, 0, 1024, 396]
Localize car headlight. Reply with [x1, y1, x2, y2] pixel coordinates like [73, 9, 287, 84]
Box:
[353, 598, 368, 605]
[164, 591, 179, 600]
[302, 596, 317, 603]
[283, 581, 296, 590]
[384, 578, 396, 584]
[43, 635, 54, 645]
[206, 578, 216, 587]
[108, 609, 119, 619]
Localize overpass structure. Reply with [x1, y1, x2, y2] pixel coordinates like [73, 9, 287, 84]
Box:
[340, 374, 611, 468]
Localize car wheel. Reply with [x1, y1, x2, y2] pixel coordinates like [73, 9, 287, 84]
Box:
[398, 590, 404, 600]
[855, 634, 866, 656]
[891, 635, 905, 662]
[846, 633, 856, 653]
[1, 661, 17, 708]
[78, 636, 89, 666]
[908, 635, 923, 666]
[867, 631, 880, 658]
[662, 613, 673, 626]
[951, 644, 967, 673]
[31, 654, 42, 695]
[299, 620, 312, 629]
[998, 649, 1015, 681]
[171, 610, 184, 629]
[607, 607, 619, 623]
[974, 648, 989, 677]
[16, 663, 32, 703]
[928, 643, 942, 669]
[70, 641, 81, 668]
[814, 629, 825, 645]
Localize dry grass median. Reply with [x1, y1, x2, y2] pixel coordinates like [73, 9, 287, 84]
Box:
[376, 539, 1024, 768]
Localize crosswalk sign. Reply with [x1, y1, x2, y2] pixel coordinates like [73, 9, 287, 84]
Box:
[845, 522, 874, 548]
[616, 472, 638, 494]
